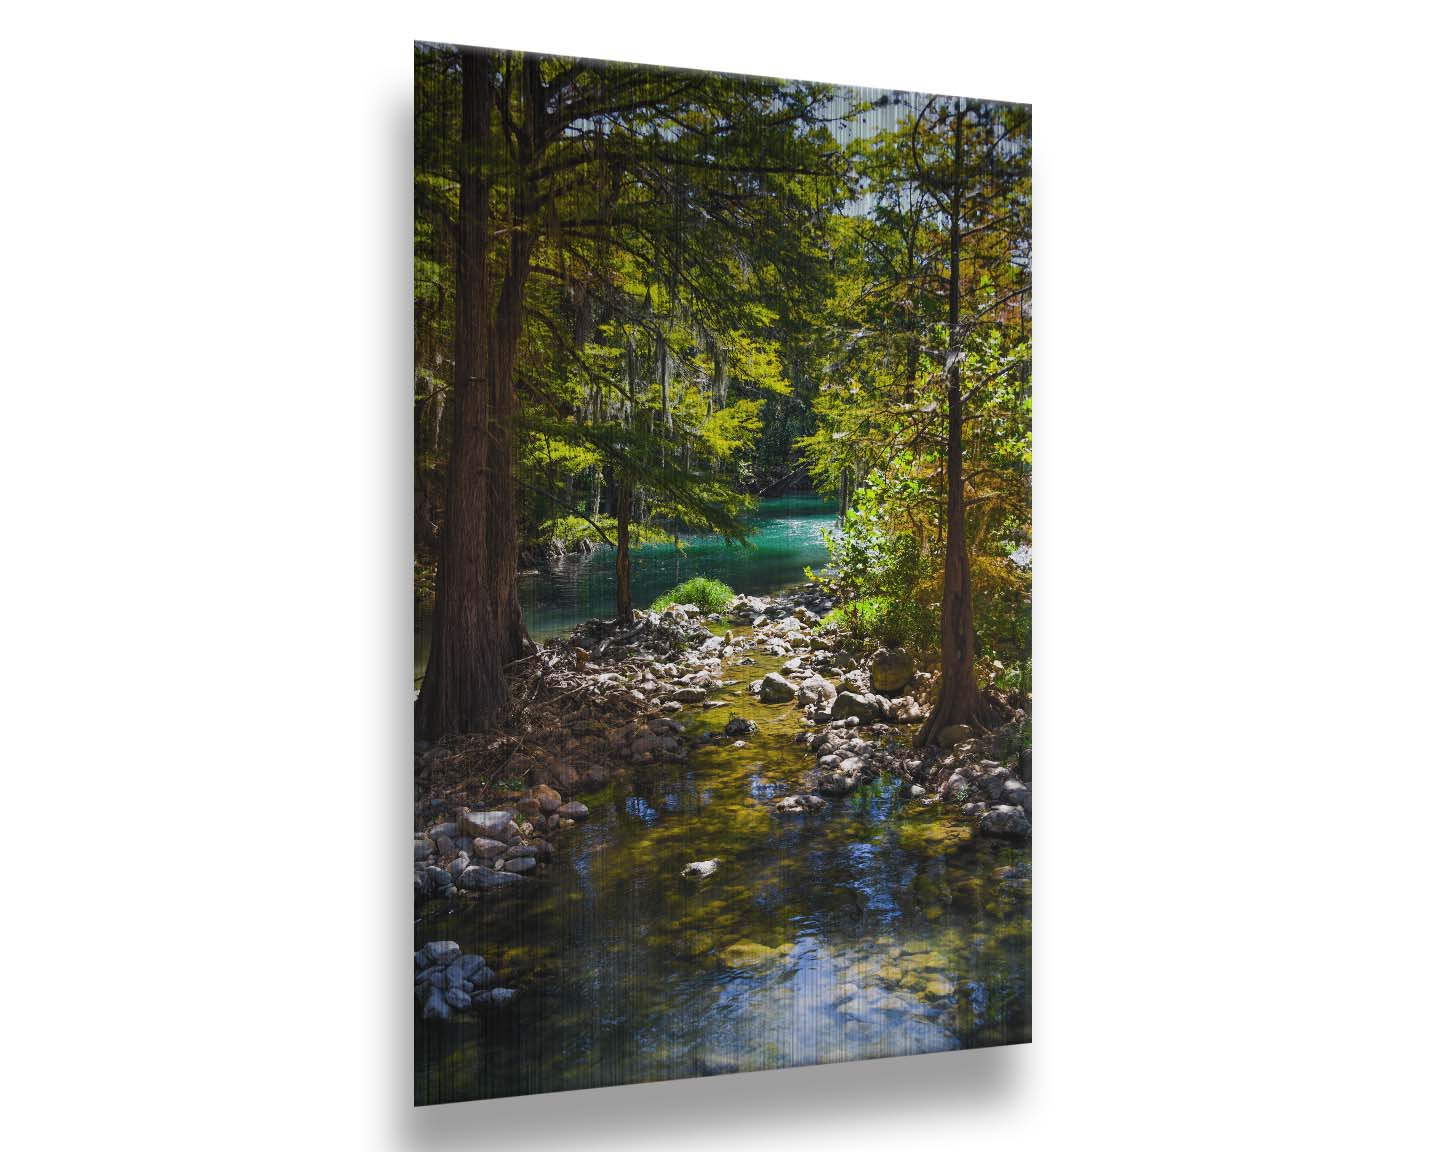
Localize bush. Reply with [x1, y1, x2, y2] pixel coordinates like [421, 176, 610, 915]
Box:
[652, 577, 735, 614]
[820, 595, 935, 649]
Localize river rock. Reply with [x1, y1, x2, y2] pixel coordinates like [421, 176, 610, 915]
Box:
[416, 965, 448, 989]
[979, 804, 1031, 837]
[458, 865, 526, 890]
[557, 801, 589, 821]
[893, 697, 926, 724]
[421, 987, 450, 1020]
[868, 648, 914, 694]
[830, 691, 881, 724]
[425, 865, 452, 892]
[460, 810, 514, 840]
[444, 988, 472, 1011]
[815, 757, 865, 795]
[839, 668, 869, 693]
[672, 686, 707, 704]
[775, 793, 827, 814]
[1003, 778, 1032, 814]
[976, 764, 1015, 803]
[470, 836, 507, 859]
[466, 963, 497, 989]
[421, 940, 462, 967]
[532, 784, 563, 813]
[503, 856, 537, 874]
[796, 675, 837, 706]
[682, 859, 719, 878]
[1018, 748, 1032, 783]
[759, 672, 797, 703]
[488, 988, 518, 1007]
[724, 716, 758, 737]
[414, 837, 434, 861]
[937, 723, 973, 746]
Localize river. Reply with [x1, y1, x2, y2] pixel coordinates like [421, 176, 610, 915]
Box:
[415, 494, 838, 685]
[413, 494, 1031, 1101]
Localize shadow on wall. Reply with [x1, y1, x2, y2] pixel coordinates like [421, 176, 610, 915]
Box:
[386, 83, 1024, 1152]
[395, 1042, 1026, 1149]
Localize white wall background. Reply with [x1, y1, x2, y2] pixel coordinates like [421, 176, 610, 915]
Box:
[3, 2, 1437, 1148]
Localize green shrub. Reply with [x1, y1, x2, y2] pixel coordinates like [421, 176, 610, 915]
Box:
[652, 577, 735, 614]
[820, 594, 935, 649]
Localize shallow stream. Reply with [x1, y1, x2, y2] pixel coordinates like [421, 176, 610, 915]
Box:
[414, 639, 1031, 1102]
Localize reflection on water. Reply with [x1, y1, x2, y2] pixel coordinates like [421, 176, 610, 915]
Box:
[415, 495, 836, 687]
[414, 641, 1031, 1103]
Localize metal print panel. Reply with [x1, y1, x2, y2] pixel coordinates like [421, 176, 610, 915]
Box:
[413, 40, 1032, 1104]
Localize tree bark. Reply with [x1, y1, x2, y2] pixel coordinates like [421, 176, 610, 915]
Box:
[615, 472, 634, 624]
[416, 47, 508, 740]
[483, 225, 535, 665]
[480, 55, 543, 666]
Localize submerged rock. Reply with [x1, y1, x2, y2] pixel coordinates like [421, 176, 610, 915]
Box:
[775, 794, 827, 814]
[458, 865, 526, 890]
[723, 715, 758, 737]
[814, 757, 865, 796]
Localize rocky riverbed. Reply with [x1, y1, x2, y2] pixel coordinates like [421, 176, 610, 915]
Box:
[413, 584, 1031, 1100]
[414, 581, 1031, 931]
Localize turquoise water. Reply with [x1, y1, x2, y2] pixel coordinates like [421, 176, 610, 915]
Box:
[415, 495, 836, 685]
[519, 493, 836, 639]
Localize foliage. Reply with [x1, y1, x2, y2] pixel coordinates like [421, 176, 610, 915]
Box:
[537, 516, 668, 552]
[799, 95, 1031, 700]
[651, 577, 736, 614]
[413, 45, 1031, 730]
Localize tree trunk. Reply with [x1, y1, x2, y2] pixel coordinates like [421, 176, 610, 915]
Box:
[915, 357, 988, 745]
[484, 227, 535, 665]
[416, 47, 508, 740]
[480, 56, 542, 666]
[615, 473, 634, 624]
[917, 102, 987, 746]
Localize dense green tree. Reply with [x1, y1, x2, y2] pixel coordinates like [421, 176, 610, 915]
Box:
[801, 95, 1031, 739]
[414, 44, 849, 735]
